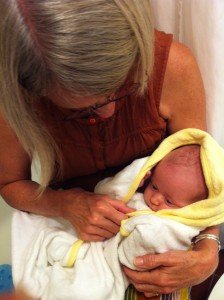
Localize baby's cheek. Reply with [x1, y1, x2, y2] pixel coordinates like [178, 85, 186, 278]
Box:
[143, 188, 152, 206]
[159, 203, 169, 210]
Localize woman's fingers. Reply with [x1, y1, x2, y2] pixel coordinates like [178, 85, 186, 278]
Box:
[92, 197, 133, 225]
[104, 208, 128, 226]
[87, 199, 127, 226]
[75, 216, 120, 241]
[123, 249, 212, 294]
[128, 281, 160, 293]
[124, 267, 176, 295]
[134, 251, 182, 270]
[122, 238, 219, 296]
[105, 199, 135, 225]
[123, 266, 150, 284]
[144, 292, 161, 299]
[107, 198, 135, 214]
[77, 232, 105, 242]
[123, 263, 177, 288]
[85, 222, 119, 237]
[98, 218, 120, 234]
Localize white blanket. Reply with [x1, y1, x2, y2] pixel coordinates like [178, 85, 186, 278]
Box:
[12, 194, 201, 300]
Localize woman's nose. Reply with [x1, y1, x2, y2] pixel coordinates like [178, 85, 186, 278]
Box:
[151, 192, 165, 206]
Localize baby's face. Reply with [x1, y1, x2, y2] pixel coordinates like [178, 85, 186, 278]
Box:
[143, 160, 207, 212]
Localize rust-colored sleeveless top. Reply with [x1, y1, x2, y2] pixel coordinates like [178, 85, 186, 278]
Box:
[38, 30, 173, 191]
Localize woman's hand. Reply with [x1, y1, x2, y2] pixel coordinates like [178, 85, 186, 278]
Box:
[61, 189, 134, 242]
[123, 239, 219, 298]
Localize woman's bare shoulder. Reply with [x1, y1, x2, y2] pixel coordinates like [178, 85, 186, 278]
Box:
[159, 40, 207, 133]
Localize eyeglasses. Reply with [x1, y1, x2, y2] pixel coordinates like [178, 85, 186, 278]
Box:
[63, 83, 140, 120]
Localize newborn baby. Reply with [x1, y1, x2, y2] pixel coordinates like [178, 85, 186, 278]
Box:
[141, 145, 208, 211]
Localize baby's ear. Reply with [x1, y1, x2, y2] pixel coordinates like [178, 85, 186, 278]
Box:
[138, 171, 151, 187]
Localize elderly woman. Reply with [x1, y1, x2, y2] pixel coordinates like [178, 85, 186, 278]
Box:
[0, 1, 219, 299]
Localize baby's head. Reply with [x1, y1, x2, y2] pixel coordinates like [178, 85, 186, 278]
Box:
[143, 145, 208, 211]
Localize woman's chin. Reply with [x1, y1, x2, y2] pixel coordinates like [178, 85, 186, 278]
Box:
[94, 103, 115, 118]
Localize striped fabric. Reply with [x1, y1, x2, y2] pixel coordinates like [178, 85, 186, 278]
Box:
[125, 285, 190, 300]
[125, 285, 137, 300]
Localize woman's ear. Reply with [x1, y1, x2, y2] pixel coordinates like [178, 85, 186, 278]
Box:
[139, 171, 151, 187]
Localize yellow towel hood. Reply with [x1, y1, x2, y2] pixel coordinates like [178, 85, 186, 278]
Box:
[124, 128, 224, 227]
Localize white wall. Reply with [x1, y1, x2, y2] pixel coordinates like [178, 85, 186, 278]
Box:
[150, 0, 224, 146]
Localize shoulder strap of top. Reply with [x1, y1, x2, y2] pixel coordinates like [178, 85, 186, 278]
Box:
[151, 29, 173, 110]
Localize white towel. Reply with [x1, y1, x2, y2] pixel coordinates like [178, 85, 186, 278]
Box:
[12, 194, 200, 300]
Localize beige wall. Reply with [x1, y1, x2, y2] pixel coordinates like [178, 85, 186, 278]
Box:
[0, 197, 14, 264]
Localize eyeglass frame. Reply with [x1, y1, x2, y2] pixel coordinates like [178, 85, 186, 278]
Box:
[63, 83, 140, 120]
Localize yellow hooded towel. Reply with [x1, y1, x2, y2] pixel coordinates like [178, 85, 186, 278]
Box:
[117, 128, 224, 228]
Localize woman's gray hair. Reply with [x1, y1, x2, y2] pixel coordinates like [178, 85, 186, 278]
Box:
[0, 0, 154, 191]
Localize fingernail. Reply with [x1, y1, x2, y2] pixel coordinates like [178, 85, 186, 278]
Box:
[134, 257, 143, 266]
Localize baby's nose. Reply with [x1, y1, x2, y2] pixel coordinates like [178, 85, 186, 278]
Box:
[151, 192, 165, 206]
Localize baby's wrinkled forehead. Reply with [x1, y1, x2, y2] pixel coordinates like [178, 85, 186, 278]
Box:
[162, 145, 201, 167]
[152, 145, 203, 182]
[150, 144, 208, 204]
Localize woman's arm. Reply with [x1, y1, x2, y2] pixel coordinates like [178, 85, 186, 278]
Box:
[0, 110, 62, 217]
[0, 111, 132, 242]
[123, 41, 219, 297]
